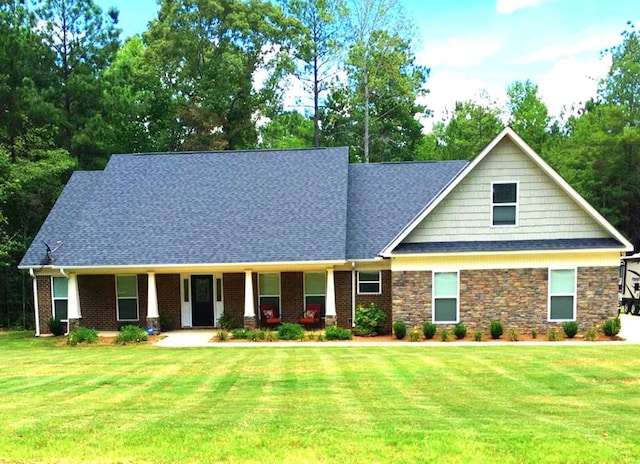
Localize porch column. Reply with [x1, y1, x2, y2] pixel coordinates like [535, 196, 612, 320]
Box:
[244, 270, 257, 329]
[146, 272, 160, 334]
[325, 268, 337, 326]
[67, 273, 81, 333]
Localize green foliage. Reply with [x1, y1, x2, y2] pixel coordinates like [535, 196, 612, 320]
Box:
[354, 303, 386, 336]
[531, 328, 538, 339]
[409, 326, 422, 342]
[218, 313, 237, 330]
[231, 329, 251, 339]
[423, 322, 437, 340]
[505, 79, 550, 153]
[439, 328, 451, 342]
[473, 331, 483, 342]
[325, 326, 352, 340]
[490, 321, 504, 340]
[508, 329, 521, 342]
[585, 327, 598, 341]
[546, 328, 560, 342]
[602, 318, 621, 337]
[562, 321, 579, 339]
[115, 325, 149, 344]
[67, 327, 98, 345]
[265, 330, 277, 342]
[393, 320, 407, 340]
[48, 318, 64, 336]
[158, 312, 174, 332]
[277, 323, 305, 341]
[453, 323, 467, 340]
[258, 110, 315, 149]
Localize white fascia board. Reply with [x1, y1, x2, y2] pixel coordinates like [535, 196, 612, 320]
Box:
[380, 126, 633, 256]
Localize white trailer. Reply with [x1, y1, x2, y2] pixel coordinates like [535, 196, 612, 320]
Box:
[620, 253, 640, 315]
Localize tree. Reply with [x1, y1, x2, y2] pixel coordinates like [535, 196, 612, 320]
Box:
[144, 0, 300, 151]
[281, 0, 346, 147]
[506, 79, 550, 153]
[258, 111, 314, 148]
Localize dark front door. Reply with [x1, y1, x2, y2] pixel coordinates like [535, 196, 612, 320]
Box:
[191, 275, 214, 326]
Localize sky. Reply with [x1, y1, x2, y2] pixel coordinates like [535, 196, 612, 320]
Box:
[96, 0, 639, 128]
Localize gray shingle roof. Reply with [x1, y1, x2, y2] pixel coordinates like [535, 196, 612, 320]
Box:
[346, 161, 468, 260]
[393, 238, 625, 254]
[20, 147, 349, 267]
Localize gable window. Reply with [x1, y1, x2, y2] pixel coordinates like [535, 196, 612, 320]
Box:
[305, 272, 326, 313]
[548, 269, 576, 321]
[259, 273, 280, 312]
[51, 276, 68, 321]
[492, 182, 518, 226]
[116, 275, 139, 321]
[357, 271, 381, 295]
[433, 271, 458, 323]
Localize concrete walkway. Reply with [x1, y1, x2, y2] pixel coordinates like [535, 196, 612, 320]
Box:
[154, 315, 640, 347]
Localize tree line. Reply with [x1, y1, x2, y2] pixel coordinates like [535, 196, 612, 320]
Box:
[0, 0, 638, 328]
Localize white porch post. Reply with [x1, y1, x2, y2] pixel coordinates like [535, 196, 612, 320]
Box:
[66, 273, 81, 333]
[146, 272, 160, 334]
[244, 270, 256, 328]
[325, 268, 337, 326]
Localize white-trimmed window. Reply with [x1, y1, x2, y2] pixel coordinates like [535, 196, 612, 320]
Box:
[51, 276, 68, 321]
[305, 272, 326, 312]
[259, 273, 280, 311]
[492, 182, 518, 226]
[433, 271, 459, 323]
[357, 271, 381, 295]
[548, 269, 576, 321]
[116, 275, 139, 321]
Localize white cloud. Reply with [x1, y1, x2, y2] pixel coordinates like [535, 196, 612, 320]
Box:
[517, 29, 621, 63]
[418, 37, 502, 68]
[496, 0, 542, 14]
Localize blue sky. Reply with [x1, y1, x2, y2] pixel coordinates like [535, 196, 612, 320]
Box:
[97, 0, 638, 126]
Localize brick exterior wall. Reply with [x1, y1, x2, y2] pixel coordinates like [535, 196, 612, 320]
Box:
[223, 273, 245, 328]
[157, 274, 181, 330]
[335, 271, 352, 328]
[281, 272, 304, 322]
[36, 276, 53, 335]
[78, 275, 116, 330]
[392, 266, 620, 333]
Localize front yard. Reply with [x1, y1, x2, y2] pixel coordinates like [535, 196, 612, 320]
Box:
[1, 331, 639, 463]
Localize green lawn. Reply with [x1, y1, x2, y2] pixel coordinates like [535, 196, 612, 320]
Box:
[1, 332, 639, 463]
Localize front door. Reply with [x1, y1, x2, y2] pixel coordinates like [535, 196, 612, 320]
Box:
[191, 275, 214, 326]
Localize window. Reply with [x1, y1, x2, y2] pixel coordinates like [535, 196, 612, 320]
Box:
[116, 275, 139, 321]
[259, 273, 280, 310]
[433, 272, 458, 323]
[305, 272, 326, 313]
[51, 276, 68, 321]
[492, 182, 518, 226]
[357, 271, 381, 295]
[549, 269, 576, 321]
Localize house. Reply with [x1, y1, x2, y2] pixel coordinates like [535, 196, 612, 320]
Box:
[19, 127, 632, 336]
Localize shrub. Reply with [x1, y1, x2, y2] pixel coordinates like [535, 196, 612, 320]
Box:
[473, 330, 483, 342]
[489, 320, 504, 340]
[531, 328, 538, 339]
[562, 321, 579, 339]
[325, 326, 353, 340]
[67, 327, 98, 346]
[115, 325, 149, 344]
[547, 328, 560, 341]
[440, 329, 451, 342]
[265, 330, 277, 342]
[216, 330, 229, 341]
[508, 329, 520, 341]
[251, 329, 266, 341]
[409, 326, 422, 342]
[354, 303, 386, 336]
[423, 322, 437, 340]
[49, 318, 64, 336]
[585, 327, 598, 341]
[453, 323, 467, 340]
[218, 312, 236, 330]
[602, 318, 621, 337]
[231, 328, 250, 339]
[278, 323, 305, 341]
[393, 320, 407, 340]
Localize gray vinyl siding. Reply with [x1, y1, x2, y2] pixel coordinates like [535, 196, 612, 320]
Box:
[404, 138, 609, 244]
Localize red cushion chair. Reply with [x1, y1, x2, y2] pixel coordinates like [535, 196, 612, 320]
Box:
[299, 303, 322, 327]
[260, 304, 281, 326]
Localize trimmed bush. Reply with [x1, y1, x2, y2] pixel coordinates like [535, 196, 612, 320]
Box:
[440, 329, 451, 342]
[354, 303, 386, 336]
[393, 320, 407, 340]
[49, 318, 64, 336]
[423, 322, 437, 340]
[562, 321, 579, 339]
[115, 325, 149, 344]
[67, 327, 98, 345]
[489, 320, 504, 340]
[325, 326, 353, 340]
[602, 318, 621, 337]
[278, 323, 305, 341]
[453, 323, 467, 340]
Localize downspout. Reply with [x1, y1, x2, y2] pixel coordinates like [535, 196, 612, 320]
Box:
[29, 269, 40, 337]
[351, 262, 356, 327]
[59, 268, 68, 278]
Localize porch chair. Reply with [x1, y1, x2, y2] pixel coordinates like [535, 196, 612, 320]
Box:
[299, 303, 322, 328]
[260, 304, 281, 327]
